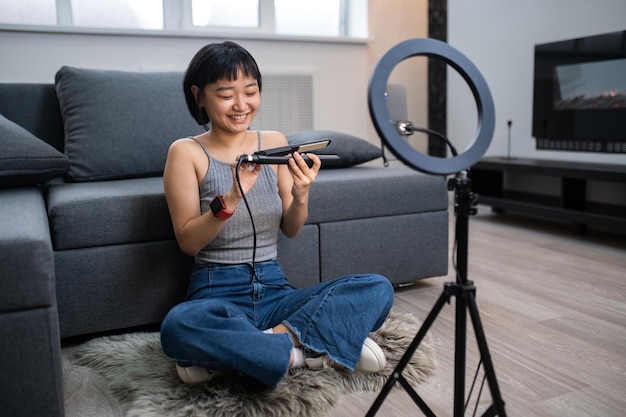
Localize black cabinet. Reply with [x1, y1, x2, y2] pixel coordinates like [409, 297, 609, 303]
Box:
[470, 157, 626, 234]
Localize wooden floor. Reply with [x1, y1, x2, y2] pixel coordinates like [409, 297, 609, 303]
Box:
[63, 205, 626, 417]
[329, 206, 626, 417]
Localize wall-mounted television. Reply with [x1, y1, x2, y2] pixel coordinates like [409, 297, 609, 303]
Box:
[532, 30, 626, 153]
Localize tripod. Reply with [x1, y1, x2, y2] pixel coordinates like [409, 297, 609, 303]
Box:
[366, 171, 507, 417]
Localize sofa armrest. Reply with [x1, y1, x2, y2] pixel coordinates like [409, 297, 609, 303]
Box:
[0, 187, 64, 417]
[0, 187, 57, 311]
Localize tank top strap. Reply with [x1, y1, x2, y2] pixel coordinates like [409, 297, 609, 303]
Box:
[188, 136, 211, 162]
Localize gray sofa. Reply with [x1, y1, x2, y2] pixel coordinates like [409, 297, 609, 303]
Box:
[0, 67, 448, 417]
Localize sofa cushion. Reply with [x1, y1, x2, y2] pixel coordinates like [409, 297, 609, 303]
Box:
[286, 130, 381, 168]
[46, 177, 174, 250]
[0, 114, 69, 188]
[277, 225, 319, 289]
[319, 211, 449, 283]
[47, 166, 446, 250]
[308, 166, 447, 224]
[54, 66, 203, 182]
[54, 241, 191, 338]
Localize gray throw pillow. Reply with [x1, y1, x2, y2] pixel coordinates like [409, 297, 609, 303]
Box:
[286, 130, 381, 168]
[55, 66, 203, 182]
[0, 114, 69, 188]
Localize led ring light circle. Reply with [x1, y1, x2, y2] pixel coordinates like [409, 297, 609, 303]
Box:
[368, 38, 495, 175]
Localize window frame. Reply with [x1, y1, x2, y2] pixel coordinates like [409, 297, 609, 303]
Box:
[0, 0, 366, 44]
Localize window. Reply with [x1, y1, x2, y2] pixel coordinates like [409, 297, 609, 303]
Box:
[0, 0, 367, 39]
[275, 0, 342, 37]
[0, 0, 57, 26]
[71, 0, 163, 30]
[190, 0, 258, 29]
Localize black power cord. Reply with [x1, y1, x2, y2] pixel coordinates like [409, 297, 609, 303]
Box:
[234, 159, 258, 282]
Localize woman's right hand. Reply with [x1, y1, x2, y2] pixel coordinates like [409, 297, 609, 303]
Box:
[229, 160, 263, 200]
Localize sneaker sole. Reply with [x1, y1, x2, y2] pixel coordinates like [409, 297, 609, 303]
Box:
[355, 337, 386, 373]
[176, 364, 210, 384]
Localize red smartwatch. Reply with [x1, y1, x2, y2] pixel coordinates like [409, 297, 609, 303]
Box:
[209, 195, 235, 220]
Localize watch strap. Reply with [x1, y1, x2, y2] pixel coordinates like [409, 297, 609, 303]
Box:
[210, 195, 235, 220]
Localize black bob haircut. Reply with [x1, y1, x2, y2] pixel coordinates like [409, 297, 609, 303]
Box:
[183, 41, 263, 127]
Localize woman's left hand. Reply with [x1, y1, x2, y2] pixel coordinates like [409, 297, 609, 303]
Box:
[288, 152, 320, 200]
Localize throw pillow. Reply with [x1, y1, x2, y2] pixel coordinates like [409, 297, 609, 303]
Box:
[286, 130, 381, 168]
[0, 113, 69, 188]
[55, 66, 203, 182]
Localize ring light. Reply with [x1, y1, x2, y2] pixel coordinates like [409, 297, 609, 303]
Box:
[368, 38, 495, 175]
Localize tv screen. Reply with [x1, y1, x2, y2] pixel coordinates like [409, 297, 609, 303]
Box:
[532, 31, 626, 153]
[554, 59, 626, 110]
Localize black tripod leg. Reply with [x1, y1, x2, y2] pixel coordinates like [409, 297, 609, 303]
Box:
[466, 291, 507, 417]
[366, 289, 450, 417]
[398, 375, 436, 417]
[454, 287, 468, 417]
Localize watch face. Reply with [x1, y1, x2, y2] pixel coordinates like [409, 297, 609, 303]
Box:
[210, 195, 223, 214]
[209, 195, 234, 219]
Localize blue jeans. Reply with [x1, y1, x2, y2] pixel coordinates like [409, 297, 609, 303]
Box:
[160, 260, 394, 387]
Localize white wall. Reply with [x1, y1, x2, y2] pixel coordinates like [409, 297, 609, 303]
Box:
[0, 31, 370, 139]
[448, 0, 626, 166]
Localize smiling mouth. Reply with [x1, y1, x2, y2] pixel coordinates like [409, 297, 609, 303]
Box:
[229, 114, 248, 120]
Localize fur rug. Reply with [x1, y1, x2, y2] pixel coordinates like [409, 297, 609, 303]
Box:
[67, 311, 435, 417]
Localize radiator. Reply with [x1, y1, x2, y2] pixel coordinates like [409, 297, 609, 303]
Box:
[250, 74, 313, 134]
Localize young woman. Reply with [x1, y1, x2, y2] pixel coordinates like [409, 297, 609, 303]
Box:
[160, 41, 395, 388]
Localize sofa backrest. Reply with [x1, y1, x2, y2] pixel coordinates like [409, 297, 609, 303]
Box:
[0, 83, 65, 152]
[0, 71, 378, 186]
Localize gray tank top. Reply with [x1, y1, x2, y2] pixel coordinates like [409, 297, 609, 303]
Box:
[191, 132, 282, 264]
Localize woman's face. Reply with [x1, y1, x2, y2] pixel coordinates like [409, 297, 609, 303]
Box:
[198, 72, 260, 133]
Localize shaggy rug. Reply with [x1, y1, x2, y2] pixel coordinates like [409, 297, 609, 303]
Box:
[68, 311, 435, 417]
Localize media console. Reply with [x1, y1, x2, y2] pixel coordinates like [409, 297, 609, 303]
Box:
[469, 157, 626, 234]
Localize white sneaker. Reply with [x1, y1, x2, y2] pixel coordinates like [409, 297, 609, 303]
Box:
[305, 337, 386, 373]
[355, 337, 386, 372]
[176, 364, 210, 384]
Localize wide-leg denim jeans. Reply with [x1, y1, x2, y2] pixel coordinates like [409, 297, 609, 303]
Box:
[160, 260, 394, 388]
